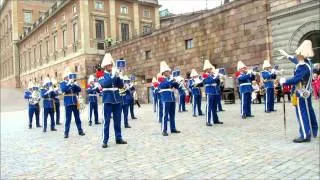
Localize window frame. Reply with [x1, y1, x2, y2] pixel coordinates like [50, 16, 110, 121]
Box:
[95, 1, 104, 10]
[23, 11, 32, 23]
[185, 39, 193, 50]
[120, 6, 128, 15]
[143, 10, 151, 18]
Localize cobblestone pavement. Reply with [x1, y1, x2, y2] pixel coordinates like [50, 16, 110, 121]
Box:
[1, 91, 319, 179]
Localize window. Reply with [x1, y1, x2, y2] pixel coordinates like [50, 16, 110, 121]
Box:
[72, 4, 77, 13]
[145, 50, 151, 60]
[95, 20, 105, 40]
[24, 11, 32, 23]
[28, 51, 31, 69]
[39, 43, 42, 60]
[62, 30, 67, 48]
[55, 71, 58, 77]
[143, 10, 151, 18]
[143, 25, 152, 34]
[73, 23, 78, 42]
[121, 23, 129, 41]
[75, 65, 78, 72]
[120, 6, 128, 15]
[95, 1, 103, 10]
[53, 35, 57, 52]
[185, 39, 193, 49]
[46, 40, 49, 56]
[33, 47, 36, 64]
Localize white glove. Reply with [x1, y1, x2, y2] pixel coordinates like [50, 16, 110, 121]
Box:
[271, 69, 276, 74]
[94, 82, 100, 89]
[74, 81, 79, 86]
[278, 49, 289, 57]
[247, 70, 253, 75]
[279, 77, 286, 85]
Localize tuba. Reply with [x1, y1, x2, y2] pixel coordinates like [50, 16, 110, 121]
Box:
[30, 90, 41, 105]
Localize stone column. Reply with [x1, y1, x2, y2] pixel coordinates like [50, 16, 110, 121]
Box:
[133, 2, 140, 36]
[154, 7, 160, 30]
[79, 0, 90, 53]
[11, 0, 20, 87]
[109, 0, 117, 42]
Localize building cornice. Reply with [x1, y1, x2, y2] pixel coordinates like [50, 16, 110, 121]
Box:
[267, 0, 320, 20]
[0, 0, 8, 13]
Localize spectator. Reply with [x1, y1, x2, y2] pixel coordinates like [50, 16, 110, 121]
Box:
[274, 80, 283, 103]
[283, 84, 292, 102]
[312, 73, 320, 100]
[252, 81, 262, 104]
[133, 89, 141, 108]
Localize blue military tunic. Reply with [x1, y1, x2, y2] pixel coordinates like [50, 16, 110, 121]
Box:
[285, 58, 318, 139]
[40, 88, 56, 131]
[159, 77, 179, 133]
[237, 72, 255, 117]
[87, 84, 100, 124]
[202, 74, 220, 124]
[24, 90, 40, 127]
[188, 78, 203, 116]
[177, 83, 187, 112]
[59, 80, 84, 136]
[261, 70, 276, 112]
[98, 71, 124, 144]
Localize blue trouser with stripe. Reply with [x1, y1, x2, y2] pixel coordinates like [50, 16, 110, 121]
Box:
[28, 106, 40, 126]
[156, 98, 163, 123]
[179, 94, 186, 112]
[161, 101, 177, 133]
[192, 94, 203, 116]
[43, 108, 55, 131]
[217, 94, 223, 111]
[64, 105, 84, 136]
[240, 92, 252, 117]
[206, 94, 219, 124]
[102, 103, 122, 144]
[89, 101, 99, 123]
[55, 102, 60, 124]
[122, 104, 129, 127]
[295, 96, 318, 139]
[153, 96, 157, 112]
[129, 103, 135, 118]
[264, 88, 275, 112]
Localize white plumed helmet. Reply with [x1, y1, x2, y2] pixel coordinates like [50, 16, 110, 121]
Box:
[101, 53, 114, 67]
[295, 40, 314, 58]
[203, 60, 215, 71]
[237, 61, 246, 70]
[262, 60, 272, 69]
[190, 69, 198, 77]
[160, 61, 171, 74]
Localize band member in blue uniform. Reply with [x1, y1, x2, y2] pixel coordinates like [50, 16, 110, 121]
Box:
[237, 61, 255, 119]
[202, 60, 223, 126]
[261, 60, 277, 113]
[189, 69, 204, 117]
[176, 76, 187, 112]
[121, 75, 132, 128]
[98, 53, 127, 148]
[24, 81, 41, 129]
[40, 77, 57, 132]
[87, 75, 101, 126]
[128, 82, 137, 120]
[52, 78, 61, 125]
[151, 77, 158, 113]
[60, 67, 85, 138]
[155, 74, 163, 123]
[279, 40, 318, 143]
[158, 61, 181, 136]
[215, 69, 225, 112]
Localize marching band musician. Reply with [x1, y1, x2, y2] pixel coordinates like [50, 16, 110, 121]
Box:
[155, 73, 163, 123]
[24, 81, 41, 129]
[215, 68, 225, 112]
[158, 61, 181, 136]
[202, 60, 223, 126]
[98, 53, 127, 148]
[237, 61, 255, 119]
[279, 40, 318, 143]
[40, 77, 57, 132]
[52, 78, 61, 125]
[87, 75, 101, 126]
[261, 60, 277, 113]
[121, 75, 132, 128]
[60, 67, 85, 138]
[128, 82, 138, 120]
[189, 69, 204, 117]
[176, 76, 187, 112]
[151, 77, 158, 113]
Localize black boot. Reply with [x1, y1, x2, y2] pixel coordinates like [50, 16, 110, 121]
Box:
[206, 122, 213, 126]
[79, 132, 85, 136]
[171, 130, 181, 133]
[89, 121, 92, 126]
[36, 124, 42, 128]
[214, 121, 223, 124]
[95, 122, 101, 125]
[51, 128, 57, 131]
[56, 122, 61, 125]
[64, 134, 69, 138]
[293, 137, 310, 143]
[116, 139, 127, 144]
[29, 125, 32, 129]
[132, 117, 138, 119]
[242, 115, 246, 119]
[125, 125, 131, 128]
[102, 144, 108, 148]
[162, 132, 168, 136]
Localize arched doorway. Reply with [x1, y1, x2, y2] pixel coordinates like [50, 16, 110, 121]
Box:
[299, 30, 320, 64]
